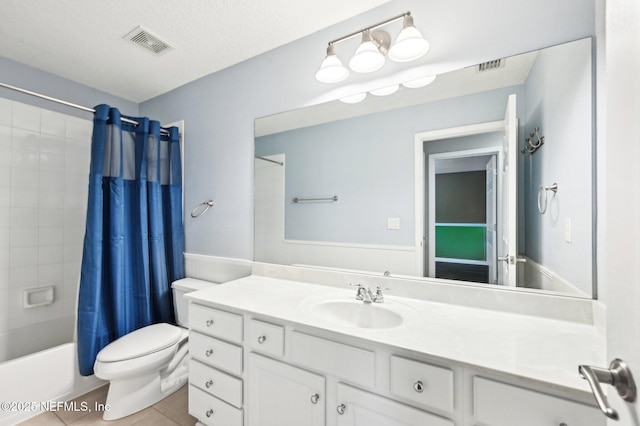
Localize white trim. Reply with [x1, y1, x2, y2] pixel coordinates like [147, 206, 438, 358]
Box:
[414, 122, 505, 277]
[428, 148, 501, 276]
[283, 239, 415, 251]
[416, 121, 504, 142]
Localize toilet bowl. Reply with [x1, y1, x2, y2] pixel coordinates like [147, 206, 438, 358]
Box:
[93, 278, 215, 420]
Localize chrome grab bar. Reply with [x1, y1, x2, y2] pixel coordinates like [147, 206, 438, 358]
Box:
[292, 196, 338, 203]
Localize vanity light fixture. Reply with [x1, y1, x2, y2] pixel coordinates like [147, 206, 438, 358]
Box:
[315, 12, 430, 83]
[388, 15, 430, 62]
[315, 45, 350, 83]
[402, 74, 437, 88]
[369, 84, 399, 96]
[339, 92, 367, 104]
[349, 29, 389, 73]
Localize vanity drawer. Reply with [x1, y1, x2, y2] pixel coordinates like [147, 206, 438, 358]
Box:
[190, 303, 243, 343]
[189, 359, 243, 408]
[389, 355, 454, 413]
[291, 331, 375, 387]
[247, 318, 284, 357]
[190, 331, 243, 375]
[473, 377, 603, 426]
[189, 385, 243, 426]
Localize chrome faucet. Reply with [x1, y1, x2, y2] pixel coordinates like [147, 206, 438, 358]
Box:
[353, 284, 385, 304]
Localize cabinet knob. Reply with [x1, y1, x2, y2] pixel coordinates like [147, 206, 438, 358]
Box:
[206, 319, 214, 327]
[206, 409, 214, 418]
[310, 393, 320, 404]
[258, 335, 267, 344]
[413, 380, 424, 393]
[205, 349, 214, 357]
[336, 404, 346, 415]
[205, 380, 213, 389]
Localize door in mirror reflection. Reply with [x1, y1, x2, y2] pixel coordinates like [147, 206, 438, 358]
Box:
[423, 94, 517, 286]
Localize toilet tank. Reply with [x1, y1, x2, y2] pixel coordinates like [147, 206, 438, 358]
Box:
[172, 278, 218, 327]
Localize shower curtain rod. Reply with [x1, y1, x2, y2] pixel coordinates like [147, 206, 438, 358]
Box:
[0, 81, 171, 135]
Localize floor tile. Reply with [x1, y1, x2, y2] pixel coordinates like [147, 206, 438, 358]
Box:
[18, 411, 65, 426]
[66, 406, 155, 426]
[55, 385, 109, 424]
[153, 386, 196, 426]
[131, 410, 179, 426]
[19, 384, 196, 426]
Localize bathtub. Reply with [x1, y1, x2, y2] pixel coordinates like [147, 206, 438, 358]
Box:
[0, 343, 104, 426]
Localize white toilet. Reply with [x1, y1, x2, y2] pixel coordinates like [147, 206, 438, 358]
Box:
[93, 278, 215, 420]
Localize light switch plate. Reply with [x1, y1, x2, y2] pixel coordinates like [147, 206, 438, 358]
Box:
[387, 218, 400, 230]
[564, 217, 572, 243]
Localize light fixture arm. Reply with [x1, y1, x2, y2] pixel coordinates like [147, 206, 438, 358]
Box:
[327, 12, 410, 47]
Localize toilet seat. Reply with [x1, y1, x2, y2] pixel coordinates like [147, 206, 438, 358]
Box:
[97, 323, 182, 362]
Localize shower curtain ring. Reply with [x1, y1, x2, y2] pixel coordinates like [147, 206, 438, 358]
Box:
[190, 200, 214, 218]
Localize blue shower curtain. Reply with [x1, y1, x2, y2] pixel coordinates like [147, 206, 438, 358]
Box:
[77, 105, 185, 376]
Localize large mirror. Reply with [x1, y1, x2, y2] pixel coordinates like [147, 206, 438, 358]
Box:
[254, 38, 595, 298]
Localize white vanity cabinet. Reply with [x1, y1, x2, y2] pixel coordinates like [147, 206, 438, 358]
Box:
[188, 304, 245, 426]
[471, 376, 603, 426]
[247, 353, 325, 426]
[335, 383, 454, 426]
[187, 298, 603, 426]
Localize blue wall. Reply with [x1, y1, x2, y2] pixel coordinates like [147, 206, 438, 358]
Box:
[0, 56, 138, 119]
[139, 0, 596, 260]
[256, 86, 522, 246]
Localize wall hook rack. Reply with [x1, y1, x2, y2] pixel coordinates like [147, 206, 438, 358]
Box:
[521, 127, 545, 155]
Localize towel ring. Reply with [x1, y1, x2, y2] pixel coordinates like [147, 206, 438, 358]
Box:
[191, 200, 214, 218]
[537, 183, 558, 214]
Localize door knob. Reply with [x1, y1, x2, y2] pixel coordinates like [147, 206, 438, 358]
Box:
[578, 358, 636, 420]
[498, 255, 527, 264]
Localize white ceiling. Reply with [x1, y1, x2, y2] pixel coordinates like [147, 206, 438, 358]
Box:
[0, 0, 391, 103]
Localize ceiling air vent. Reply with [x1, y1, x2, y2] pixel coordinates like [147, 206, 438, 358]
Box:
[124, 26, 173, 56]
[477, 59, 505, 72]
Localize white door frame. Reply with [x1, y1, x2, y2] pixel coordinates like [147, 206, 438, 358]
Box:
[414, 120, 504, 277]
[427, 148, 500, 279]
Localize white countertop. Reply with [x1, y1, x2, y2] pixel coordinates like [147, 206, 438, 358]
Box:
[186, 275, 605, 395]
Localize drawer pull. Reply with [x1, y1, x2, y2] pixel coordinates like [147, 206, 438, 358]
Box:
[258, 335, 267, 344]
[310, 393, 320, 404]
[205, 349, 214, 357]
[205, 379, 213, 388]
[413, 380, 424, 393]
[206, 409, 214, 418]
[206, 319, 214, 327]
[336, 404, 346, 415]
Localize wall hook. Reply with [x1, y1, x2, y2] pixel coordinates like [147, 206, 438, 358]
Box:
[521, 127, 545, 155]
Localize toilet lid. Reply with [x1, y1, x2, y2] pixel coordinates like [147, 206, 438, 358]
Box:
[96, 323, 183, 363]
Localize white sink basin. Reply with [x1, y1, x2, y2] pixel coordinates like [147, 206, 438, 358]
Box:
[302, 294, 417, 329]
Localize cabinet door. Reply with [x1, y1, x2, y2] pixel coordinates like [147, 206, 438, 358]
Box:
[335, 383, 454, 426]
[473, 377, 603, 426]
[247, 353, 325, 426]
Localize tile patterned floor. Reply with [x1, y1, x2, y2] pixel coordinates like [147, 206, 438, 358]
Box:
[19, 385, 197, 426]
